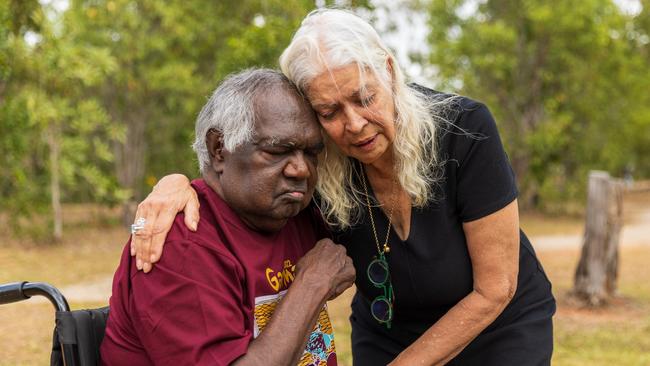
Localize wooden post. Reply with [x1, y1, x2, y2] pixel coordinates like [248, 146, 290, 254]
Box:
[572, 171, 624, 306]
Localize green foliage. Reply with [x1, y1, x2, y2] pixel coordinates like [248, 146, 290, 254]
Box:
[425, 0, 649, 210]
[0, 0, 49, 227]
[2, 0, 347, 238]
[5, 0, 644, 232]
[61, 0, 318, 201]
[1, 0, 125, 238]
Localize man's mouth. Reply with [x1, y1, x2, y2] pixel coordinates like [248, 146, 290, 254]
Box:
[287, 191, 304, 199]
[280, 188, 307, 202]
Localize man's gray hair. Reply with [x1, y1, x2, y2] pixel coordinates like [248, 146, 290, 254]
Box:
[193, 68, 293, 173]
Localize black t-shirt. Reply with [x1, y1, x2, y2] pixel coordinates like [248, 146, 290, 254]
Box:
[333, 87, 555, 364]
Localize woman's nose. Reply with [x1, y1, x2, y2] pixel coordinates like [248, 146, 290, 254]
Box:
[344, 106, 367, 134]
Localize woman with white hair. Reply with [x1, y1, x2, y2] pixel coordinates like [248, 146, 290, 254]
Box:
[132, 9, 555, 365]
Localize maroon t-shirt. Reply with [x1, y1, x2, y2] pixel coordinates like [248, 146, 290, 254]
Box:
[101, 179, 337, 366]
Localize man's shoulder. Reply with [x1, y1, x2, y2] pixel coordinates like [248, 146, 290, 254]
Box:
[162, 195, 240, 272]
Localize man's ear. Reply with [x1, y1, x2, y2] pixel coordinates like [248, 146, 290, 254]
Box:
[206, 129, 225, 173]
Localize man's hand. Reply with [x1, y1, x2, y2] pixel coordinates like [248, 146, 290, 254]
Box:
[131, 174, 200, 273]
[295, 238, 356, 301]
[233, 238, 355, 366]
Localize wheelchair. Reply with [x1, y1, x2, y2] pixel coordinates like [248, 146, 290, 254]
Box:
[0, 281, 109, 366]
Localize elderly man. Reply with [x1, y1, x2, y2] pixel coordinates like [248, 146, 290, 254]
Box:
[100, 69, 355, 366]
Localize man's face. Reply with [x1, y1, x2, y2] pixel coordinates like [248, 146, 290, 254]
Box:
[217, 87, 323, 232]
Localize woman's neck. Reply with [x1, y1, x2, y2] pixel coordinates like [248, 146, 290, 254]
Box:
[364, 147, 397, 182]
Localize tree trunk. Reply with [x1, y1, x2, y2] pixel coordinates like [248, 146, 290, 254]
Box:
[114, 110, 147, 226]
[47, 124, 63, 242]
[572, 171, 624, 306]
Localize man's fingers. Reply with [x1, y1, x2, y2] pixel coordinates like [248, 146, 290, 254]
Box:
[330, 280, 355, 301]
[182, 190, 201, 232]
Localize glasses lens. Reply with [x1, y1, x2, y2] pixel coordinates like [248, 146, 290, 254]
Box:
[367, 259, 389, 286]
[371, 297, 392, 322]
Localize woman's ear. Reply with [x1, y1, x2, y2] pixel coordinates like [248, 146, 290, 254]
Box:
[206, 129, 225, 173]
[386, 56, 397, 92]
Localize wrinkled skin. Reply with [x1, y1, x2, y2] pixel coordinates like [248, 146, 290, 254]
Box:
[306, 63, 397, 166]
[205, 87, 323, 232]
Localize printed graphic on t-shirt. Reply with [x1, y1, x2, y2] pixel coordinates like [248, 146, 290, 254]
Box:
[265, 259, 297, 292]
[254, 292, 337, 366]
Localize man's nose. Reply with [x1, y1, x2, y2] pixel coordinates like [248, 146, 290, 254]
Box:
[344, 106, 367, 134]
[284, 151, 311, 180]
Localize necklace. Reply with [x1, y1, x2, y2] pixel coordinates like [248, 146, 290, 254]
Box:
[360, 165, 397, 255]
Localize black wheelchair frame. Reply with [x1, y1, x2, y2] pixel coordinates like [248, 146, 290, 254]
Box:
[0, 281, 109, 366]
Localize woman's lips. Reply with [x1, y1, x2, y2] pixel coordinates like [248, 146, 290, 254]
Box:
[354, 135, 377, 151]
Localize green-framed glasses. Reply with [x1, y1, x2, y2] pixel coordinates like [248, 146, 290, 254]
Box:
[366, 254, 394, 328]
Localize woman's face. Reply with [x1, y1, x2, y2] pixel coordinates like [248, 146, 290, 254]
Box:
[306, 63, 396, 165]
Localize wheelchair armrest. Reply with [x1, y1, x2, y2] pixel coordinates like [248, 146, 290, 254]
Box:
[0, 281, 29, 305]
[0, 281, 69, 311]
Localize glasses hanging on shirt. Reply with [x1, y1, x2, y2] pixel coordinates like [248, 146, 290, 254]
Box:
[367, 254, 394, 328]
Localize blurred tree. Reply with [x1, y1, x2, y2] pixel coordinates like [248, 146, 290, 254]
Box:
[0, 0, 50, 236]
[425, 0, 647, 210]
[625, 3, 650, 179]
[1, 0, 374, 236]
[64, 0, 320, 223]
[1, 1, 125, 240]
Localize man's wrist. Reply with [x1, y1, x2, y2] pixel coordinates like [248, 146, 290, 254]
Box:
[292, 271, 331, 306]
[154, 173, 190, 192]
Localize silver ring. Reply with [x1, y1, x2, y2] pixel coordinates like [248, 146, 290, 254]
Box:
[131, 217, 146, 235]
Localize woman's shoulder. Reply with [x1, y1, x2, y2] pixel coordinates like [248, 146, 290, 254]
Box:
[408, 83, 482, 106]
[408, 83, 487, 125]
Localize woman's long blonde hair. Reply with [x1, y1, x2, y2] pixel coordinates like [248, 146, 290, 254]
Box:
[280, 8, 454, 229]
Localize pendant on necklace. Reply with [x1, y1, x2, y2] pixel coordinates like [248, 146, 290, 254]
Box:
[383, 244, 391, 253]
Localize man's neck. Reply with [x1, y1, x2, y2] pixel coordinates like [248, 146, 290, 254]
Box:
[202, 171, 287, 233]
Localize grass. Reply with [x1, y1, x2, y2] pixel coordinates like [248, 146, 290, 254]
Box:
[1, 200, 649, 365]
[0, 218, 127, 366]
[537, 247, 650, 366]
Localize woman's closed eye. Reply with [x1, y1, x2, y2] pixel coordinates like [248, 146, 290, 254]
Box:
[318, 110, 337, 120]
[360, 94, 375, 106]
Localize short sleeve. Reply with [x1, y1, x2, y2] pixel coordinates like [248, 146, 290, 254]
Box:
[131, 240, 251, 366]
[453, 103, 518, 222]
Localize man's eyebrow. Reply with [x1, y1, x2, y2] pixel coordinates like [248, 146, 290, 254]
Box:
[254, 137, 296, 147]
[254, 137, 323, 150]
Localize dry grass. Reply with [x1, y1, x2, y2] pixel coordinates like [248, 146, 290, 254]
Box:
[520, 211, 584, 236]
[0, 300, 107, 366]
[0, 226, 126, 287]
[1, 200, 649, 365]
[0, 215, 127, 365]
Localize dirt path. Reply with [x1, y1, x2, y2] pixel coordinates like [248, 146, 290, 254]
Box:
[60, 276, 113, 303]
[532, 190, 650, 251]
[531, 221, 648, 250]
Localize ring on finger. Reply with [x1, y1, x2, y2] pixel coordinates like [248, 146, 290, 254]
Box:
[131, 217, 147, 235]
